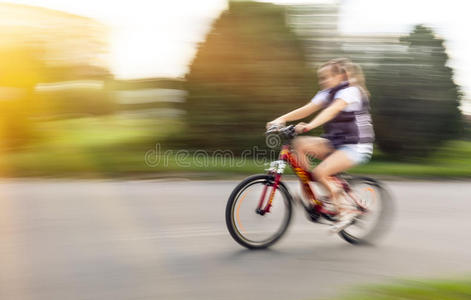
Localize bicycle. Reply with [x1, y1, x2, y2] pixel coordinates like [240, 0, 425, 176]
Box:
[225, 125, 393, 249]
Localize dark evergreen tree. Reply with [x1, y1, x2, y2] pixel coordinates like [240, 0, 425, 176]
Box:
[176, 1, 316, 153]
[368, 25, 462, 157]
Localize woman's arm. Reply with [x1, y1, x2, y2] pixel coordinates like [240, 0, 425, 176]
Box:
[267, 101, 323, 128]
[295, 99, 348, 133]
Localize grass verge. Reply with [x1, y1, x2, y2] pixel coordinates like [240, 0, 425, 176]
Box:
[1, 116, 471, 178]
[332, 278, 471, 300]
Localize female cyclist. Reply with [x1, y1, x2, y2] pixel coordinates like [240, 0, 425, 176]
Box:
[267, 58, 375, 232]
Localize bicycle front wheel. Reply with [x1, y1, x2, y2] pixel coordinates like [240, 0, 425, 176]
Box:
[225, 174, 293, 249]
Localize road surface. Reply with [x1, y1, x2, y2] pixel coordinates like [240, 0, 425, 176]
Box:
[1, 179, 470, 300]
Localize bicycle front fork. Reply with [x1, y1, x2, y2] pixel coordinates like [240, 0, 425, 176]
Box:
[256, 160, 287, 215]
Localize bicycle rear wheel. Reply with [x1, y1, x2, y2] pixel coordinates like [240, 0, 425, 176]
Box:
[338, 176, 394, 245]
[225, 174, 293, 249]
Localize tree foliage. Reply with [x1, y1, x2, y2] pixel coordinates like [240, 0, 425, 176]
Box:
[178, 1, 316, 153]
[368, 25, 462, 157]
[0, 46, 44, 149]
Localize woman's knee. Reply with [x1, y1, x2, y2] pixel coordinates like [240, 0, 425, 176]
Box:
[311, 167, 327, 181]
[292, 136, 308, 152]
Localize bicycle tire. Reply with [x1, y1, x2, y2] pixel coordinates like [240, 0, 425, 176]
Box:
[339, 176, 394, 245]
[225, 174, 293, 249]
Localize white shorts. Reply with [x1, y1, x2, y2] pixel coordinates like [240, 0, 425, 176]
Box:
[337, 143, 373, 165]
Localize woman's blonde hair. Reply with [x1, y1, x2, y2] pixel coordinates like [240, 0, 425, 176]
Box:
[319, 58, 370, 97]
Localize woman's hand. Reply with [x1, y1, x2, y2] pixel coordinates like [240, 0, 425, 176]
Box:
[266, 118, 285, 129]
[294, 122, 313, 134]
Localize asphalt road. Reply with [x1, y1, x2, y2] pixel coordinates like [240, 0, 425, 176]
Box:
[1, 179, 470, 300]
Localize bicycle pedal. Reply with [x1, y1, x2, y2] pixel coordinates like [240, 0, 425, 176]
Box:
[313, 214, 336, 225]
[306, 210, 321, 223]
[321, 212, 338, 223]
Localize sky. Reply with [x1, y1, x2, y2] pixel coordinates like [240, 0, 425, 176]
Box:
[4, 0, 471, 103]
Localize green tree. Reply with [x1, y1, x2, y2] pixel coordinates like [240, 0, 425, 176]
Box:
[368, 25, 462, 158]
[177, 1, 316, 153]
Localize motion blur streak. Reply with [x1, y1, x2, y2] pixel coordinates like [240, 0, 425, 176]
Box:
[0, 1, 467, 175]
[0, 180, 470, 299]
[0, 1, 470, 299]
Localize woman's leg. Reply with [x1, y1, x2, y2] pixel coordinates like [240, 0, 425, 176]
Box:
[312, 149, 356, 211]
[292, 136, 333, 171]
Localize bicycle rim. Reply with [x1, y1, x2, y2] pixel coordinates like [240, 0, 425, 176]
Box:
[340, 178, 392, 244]
[230, 179, 291, 248]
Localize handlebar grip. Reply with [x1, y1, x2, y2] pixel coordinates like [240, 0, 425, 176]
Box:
[266, 124, 282, 134]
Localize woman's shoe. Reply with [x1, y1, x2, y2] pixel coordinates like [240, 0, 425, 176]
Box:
[329, 209, 360, 233]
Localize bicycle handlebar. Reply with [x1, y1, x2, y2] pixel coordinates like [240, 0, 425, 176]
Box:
[265, 124, 297, 139]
